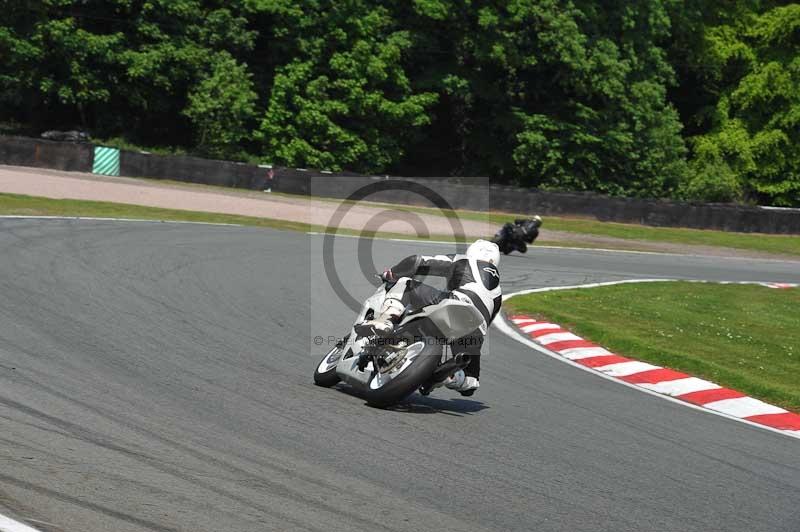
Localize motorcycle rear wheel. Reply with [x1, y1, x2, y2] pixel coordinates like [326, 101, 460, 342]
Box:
[363, 339, 442, 408]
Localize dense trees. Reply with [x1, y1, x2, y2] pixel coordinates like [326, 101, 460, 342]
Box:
[1, 0, 797, 205]
[679, 3, 800, 205]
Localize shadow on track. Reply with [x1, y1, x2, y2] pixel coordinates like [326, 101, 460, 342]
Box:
[386, 395, 489, 416]
[331, 385, 488, 416]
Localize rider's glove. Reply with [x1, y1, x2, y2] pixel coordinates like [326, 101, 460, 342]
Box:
[380, 268, 396, 284]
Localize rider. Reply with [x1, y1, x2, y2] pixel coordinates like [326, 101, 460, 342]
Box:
[505, 215, 542, 253]
[516, 215, 542, 244]
[354, 239, 502, 396]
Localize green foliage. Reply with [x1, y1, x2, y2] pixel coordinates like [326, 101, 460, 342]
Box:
[506, 282, 800, 411]
[255, 1, 437, 172]
[672, 2, 800, 206]
[398, 0, 689, 197]
[680, 156, 743, 203]
[0, 0, 798, 205]
[183, 54, 257, 158]
[0, 0, 257, 145]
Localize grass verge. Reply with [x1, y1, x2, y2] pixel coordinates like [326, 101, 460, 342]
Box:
[75, 176, 800, 257]
[244, 188, 800, 256]
[0, 192, 468, 242]
[0, 193, 314, 232]
[504, 282, 800, 412]
[3, 188, 799, 256]
[391, 204, 800, 257]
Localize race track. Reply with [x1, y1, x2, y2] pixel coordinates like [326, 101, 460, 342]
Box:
[0, 219, 799, 532]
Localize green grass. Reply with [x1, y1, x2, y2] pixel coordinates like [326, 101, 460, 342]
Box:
[3, 131, 799, 255]
[0, 192, 470, 242]
[3, 186, 800, 256]
[505, 282, 800, 412]
[262, 189, 800, 256]
[0, 192, 660, 249]
[390, 203, 800, 256]
[0, 193, 313, 231]
[52, 168, 800, 256]
[224, 189, 800, 255]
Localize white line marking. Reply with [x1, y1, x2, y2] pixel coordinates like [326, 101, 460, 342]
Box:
[0, 513, 44, 532]
[503, 278, 799, 301]
[593, 360, 662, 377]
[7, 217, 798, 439]
[497, 280, 800, 441]
[519, 323, 561, 334]
[533, 244, 800, 263]
[0, 215, 240, 227]
[559, 347, 614, 360]
[492, 315, 800, 441]
[306, 231, 455, 246]
[317, 234, 800, 262]
[6, 220, 799, 266]
[502, 279, 675, 301]
[536, 332, 584, 345]
[704, 397, 787, 418]
[638, 377, 720, 396]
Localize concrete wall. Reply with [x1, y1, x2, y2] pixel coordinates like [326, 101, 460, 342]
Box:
[120, 151, 269, 189]
[1, 134, 798, 234]
[0, 135, 93, 172]
[277, 169, 800, 234]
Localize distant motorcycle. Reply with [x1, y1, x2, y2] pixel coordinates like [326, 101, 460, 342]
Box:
[313, 281, 483, 407]
[491, 216, 542, 255]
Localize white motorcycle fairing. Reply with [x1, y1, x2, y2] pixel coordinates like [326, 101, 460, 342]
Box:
[322, 282, 484, 393]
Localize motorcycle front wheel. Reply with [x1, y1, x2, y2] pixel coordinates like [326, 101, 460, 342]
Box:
[313, 336, 348, 387]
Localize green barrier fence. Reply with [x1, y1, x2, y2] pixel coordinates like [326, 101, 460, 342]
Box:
[92, 146, 120, 176]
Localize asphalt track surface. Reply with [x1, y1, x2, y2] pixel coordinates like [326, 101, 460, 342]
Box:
[0, 219, 799, 532]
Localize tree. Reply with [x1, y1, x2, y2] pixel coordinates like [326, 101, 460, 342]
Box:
[683, 3, 800, 206]
[255, 0, 437, 172]
[400, 0, 688, 196]
[0, 0, 259, 147]
[2, 0, 797, 206]
[183, 54, 257, 158]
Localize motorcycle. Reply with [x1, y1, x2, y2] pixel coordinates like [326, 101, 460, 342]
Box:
[491, 223, 527, 255]
[313, 281, 484, 407]
[491, 218, 541, 255]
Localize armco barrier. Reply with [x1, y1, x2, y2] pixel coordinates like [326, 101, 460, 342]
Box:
[1, 134, 798, 234]
[487, 187, 800, 234]
[291, 173, 800, 234]
[0, 135, 92, 172]
[119, 151, 268, 189]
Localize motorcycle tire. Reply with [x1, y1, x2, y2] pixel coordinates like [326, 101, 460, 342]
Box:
[492, 236, 512, 255]
[313, 337, 348, 387]
[363, 338, 442, 408]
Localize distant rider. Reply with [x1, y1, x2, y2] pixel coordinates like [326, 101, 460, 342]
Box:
[508, 215, 542, 253]
[354, 239, 502, 396]
[492, 215, 542, 255]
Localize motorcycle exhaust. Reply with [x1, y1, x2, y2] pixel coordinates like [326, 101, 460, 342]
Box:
[431, 353, 468, 382]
